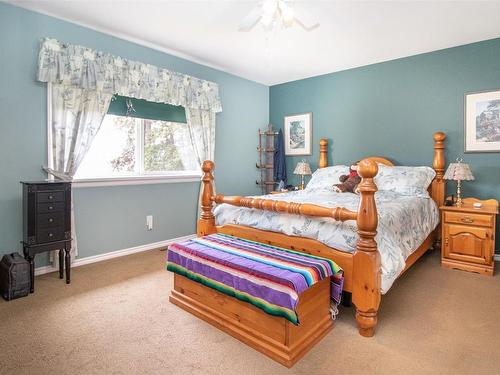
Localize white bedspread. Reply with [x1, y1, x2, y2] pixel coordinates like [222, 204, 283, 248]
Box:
[214, 190, 439, 293]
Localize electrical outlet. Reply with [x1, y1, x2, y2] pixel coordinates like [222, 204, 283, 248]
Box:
[146, 215, 153, 231]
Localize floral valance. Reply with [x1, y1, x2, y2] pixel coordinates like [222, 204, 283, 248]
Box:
[37, 38, 222, 113]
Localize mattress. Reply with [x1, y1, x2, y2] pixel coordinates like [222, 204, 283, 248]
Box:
[214, 189, 439, 293]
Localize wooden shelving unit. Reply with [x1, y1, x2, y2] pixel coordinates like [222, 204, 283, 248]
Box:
[256, 124, 278, 194]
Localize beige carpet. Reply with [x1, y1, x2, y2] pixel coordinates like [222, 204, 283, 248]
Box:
[0, 249, 499, 375]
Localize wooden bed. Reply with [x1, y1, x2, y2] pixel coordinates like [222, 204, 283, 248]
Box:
[169, 131, 446, 366]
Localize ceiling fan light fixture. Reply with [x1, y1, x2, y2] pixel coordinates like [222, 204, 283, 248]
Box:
[279, 1, 295, 23]
[238, 0, 319, 32]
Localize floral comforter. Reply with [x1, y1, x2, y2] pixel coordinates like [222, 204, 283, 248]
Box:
[213, 190, 439, 293]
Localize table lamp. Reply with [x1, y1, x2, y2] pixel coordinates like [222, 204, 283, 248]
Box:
[443, 158, 474, 206]
[294, 160, 312, 190]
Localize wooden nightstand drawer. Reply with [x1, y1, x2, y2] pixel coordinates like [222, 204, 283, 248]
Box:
[443, 211, 492, 227]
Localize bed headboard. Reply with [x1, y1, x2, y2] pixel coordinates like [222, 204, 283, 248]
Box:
[316, 132, 446, 207]
[317, 141, 395, 168]
[364, 157, 394, 166]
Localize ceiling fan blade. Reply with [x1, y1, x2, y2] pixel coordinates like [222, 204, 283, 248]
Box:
[295, 15, 320, 31]
[238, 5, 265, 31]
[292, 4, 320, 31]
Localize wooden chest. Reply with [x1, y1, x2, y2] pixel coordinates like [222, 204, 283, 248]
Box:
[170, 274, 333, 368]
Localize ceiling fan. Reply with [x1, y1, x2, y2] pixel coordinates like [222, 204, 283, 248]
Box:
[238, 0, 320, 32]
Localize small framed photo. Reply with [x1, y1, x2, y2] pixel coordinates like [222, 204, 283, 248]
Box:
[465, 89, 500, 153]
[284, 113, 312, 156]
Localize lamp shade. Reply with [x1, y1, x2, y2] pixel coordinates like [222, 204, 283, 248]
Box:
[444, 159, 474, 181]
[293, 161, 312, 176]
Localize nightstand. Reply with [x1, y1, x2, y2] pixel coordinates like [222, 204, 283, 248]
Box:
[440, 198, 498, 276]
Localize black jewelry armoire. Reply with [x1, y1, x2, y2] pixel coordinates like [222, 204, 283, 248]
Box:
[21, 181, 72, 292]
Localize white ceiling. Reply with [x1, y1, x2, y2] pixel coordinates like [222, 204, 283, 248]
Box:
[9, 0, 500, 85]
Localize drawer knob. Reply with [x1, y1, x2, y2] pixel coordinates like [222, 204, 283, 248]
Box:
[48, 218, 53, 223]
[48, 206, 53, 210]
[49, 233, 53, 238]
[461, 217, 474, 224]
[48, 195, 53, 200]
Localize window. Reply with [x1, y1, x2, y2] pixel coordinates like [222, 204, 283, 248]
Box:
[73, 96, 200, 183]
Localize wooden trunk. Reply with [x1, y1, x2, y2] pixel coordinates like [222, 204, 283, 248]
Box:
[169, 274, 333, 368]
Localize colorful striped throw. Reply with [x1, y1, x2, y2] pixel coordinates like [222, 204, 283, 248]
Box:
[166, 233, 342, 325]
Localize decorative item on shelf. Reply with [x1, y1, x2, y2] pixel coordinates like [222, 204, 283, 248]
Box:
[294, 160, 312, 190]
[443, 158, 474, 206]
[256, 124, 279, 194]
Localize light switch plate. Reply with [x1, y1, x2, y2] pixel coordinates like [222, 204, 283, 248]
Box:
[146, 215, 153, 230]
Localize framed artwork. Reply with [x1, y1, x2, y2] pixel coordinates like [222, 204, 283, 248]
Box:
[284, 112, 312, 155]
[465, 89, 500, 152]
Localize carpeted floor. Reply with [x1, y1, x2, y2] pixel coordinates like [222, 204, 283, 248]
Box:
[0, 248, 499, 375]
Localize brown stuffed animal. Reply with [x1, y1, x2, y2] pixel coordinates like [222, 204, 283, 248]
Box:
[333, 163, 361, 194]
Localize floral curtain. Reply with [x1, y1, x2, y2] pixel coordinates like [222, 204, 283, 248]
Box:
[47, 84, 113, 178]
[46, 84, 112, 261]
[37, 38, 222, 113]
[184, 108, 216, 165]
[184, 108, 217, 215]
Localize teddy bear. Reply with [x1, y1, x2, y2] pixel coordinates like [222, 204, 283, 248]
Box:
[333, 162, 361, 194]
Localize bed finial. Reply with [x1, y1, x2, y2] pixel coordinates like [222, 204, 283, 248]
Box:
[431, 132, 446, 207]
[353, 158, 381, 338]
[433, 132, 446, 180]
[431, 132, 446, 249]
[198, 160, 216, 236]
[319, 139, 328, 168]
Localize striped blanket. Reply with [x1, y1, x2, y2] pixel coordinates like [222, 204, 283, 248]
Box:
[166, 233, 342, 324]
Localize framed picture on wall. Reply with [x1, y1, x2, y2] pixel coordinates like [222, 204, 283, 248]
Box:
[284, 113, 312, 155]
[465, 89, 500, 152]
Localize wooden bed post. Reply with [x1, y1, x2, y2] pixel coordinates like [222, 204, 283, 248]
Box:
[431, 132, 446, 207]
[431, 132, 446, 248]
[353, 159, 381, 337]
[197, 160, 216, 236]
[319, 139, 328, 168]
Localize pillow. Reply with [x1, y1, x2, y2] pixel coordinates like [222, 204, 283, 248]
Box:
[305, 165, 349, 193]
[374, 164, 436, 198]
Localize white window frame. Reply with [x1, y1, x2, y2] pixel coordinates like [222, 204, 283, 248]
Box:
[46, 86, 201, 188]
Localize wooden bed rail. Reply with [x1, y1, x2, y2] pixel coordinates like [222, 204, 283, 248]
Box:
[199, 158, 378, 233]
[213, 196, 357, 222]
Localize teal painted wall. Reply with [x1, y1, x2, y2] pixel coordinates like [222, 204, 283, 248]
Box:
[0, 3, 268, 264]
[270, 38, 500, 251]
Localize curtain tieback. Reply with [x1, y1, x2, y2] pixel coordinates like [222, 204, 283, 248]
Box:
[42, 167, 73, 181]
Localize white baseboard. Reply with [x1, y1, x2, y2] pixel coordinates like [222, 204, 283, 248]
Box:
[34, 234, 196, 276]
[495, 254, 500, 262]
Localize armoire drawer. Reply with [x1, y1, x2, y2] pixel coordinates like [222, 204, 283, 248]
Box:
[37, 191, 65, 203]
[36, 227, 66, 243]
[37, 202, 65, 214]
[37, 213, 64, 229]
